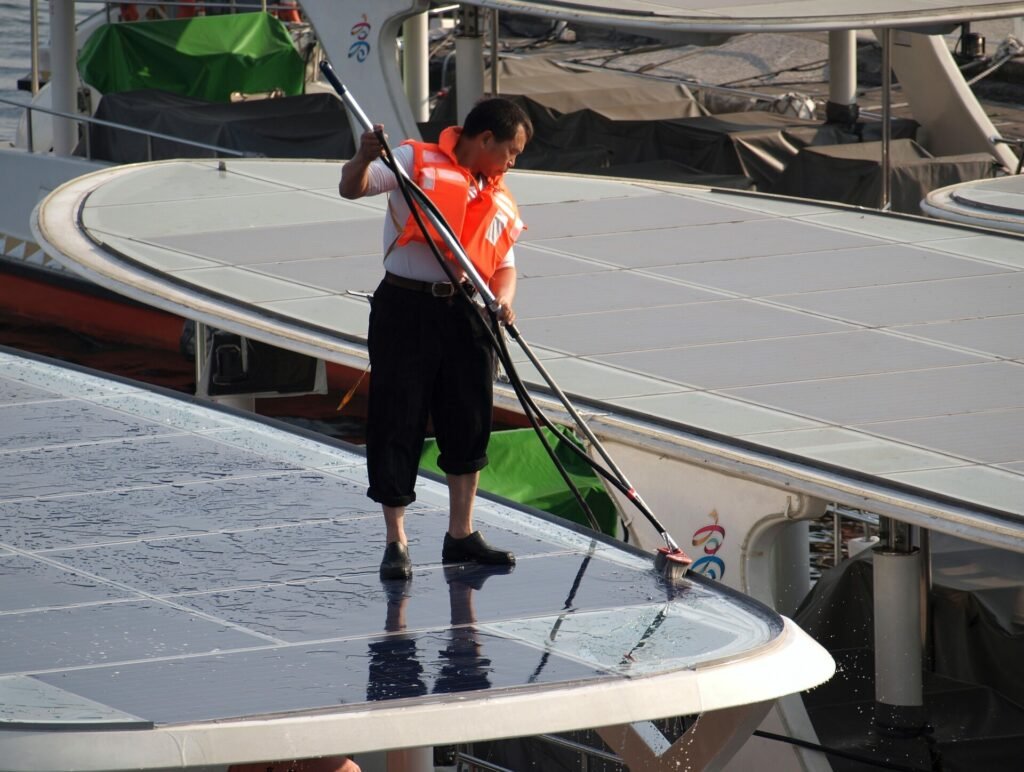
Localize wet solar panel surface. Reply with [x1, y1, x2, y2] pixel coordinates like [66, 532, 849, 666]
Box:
[0, 350, 780, 728]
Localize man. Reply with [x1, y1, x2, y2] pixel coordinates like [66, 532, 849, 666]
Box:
[339, 98, 533, 580]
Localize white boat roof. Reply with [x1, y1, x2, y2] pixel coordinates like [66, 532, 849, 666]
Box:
[33, 160, 1024, 552]
[922, 174, 1024, 234]
[465, 0, 1024, 31]
[0, 347, 830, 771]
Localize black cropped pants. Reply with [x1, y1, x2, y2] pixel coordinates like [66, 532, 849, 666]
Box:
[365, 279, 494, 507]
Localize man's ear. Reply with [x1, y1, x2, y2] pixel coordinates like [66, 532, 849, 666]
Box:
[480, 130, 495, 147]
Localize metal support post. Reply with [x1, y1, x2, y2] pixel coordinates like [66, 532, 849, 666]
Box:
[455, 4, 484, 123]
[873, 517, 925, 734]
[774, 519, 811, 616]
[194, 320, 209, 393]
[30, 0, 40, 95]
[49, 0, 78, 156]
[489, 9, 500, 95]
[880, 28, 893, 211]
[833, 509, 843, 567]
[825, 30, 858, 124]
[402, 13, 430, 122]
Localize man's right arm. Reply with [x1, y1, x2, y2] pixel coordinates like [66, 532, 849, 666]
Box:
[339, 125, 385, 200]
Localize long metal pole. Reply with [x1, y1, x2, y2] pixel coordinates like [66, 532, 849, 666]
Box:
[30, 0, 40, 95]
[880, 28, 892, 211]
[322, 62, 681, 553]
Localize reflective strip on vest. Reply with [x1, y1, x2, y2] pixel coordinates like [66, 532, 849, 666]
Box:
[485, 211, 509, 246]
[493, 191, 517, 220]
[419, 166, 466, 191]
[422, 149, 448, 165]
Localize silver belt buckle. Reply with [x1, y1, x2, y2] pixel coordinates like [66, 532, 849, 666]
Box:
[431, 282, 455, 298]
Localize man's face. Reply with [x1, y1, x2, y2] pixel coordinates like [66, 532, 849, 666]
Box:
[476, 125, 528, 178]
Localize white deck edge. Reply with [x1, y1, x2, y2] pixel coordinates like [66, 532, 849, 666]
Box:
[466, 0, 1024, 33]
[0, 617, 832, 771]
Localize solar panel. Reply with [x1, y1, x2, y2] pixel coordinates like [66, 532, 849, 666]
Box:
[34, 159, 1024, 527]
[0, 348, 826, 769]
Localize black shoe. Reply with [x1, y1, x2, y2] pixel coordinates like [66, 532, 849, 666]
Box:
[380, 541, 412, 580]
[442, 531, 515, 566]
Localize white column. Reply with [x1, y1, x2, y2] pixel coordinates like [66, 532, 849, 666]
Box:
[49, 0, 78, 156]
[828, 30, 857, 107]
[455, 5, 484, 123]
[402, 13, 430, 122]
[873, 546, 923, 721]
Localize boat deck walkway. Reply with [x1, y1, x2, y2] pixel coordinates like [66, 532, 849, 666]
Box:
[33, 159, 1024, 549]
[0, 347, 829, 770]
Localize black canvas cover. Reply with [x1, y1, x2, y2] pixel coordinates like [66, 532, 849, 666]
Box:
[433, 72, 917, 191]
[86, 89, 355, 163]
[771, 139, 999, 213]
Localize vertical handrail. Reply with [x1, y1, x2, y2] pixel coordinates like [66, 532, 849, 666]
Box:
[490, 9, 500, 95]
[26, 107, 35, 153]
[30, 0, 40, 95]
[833, 509, 843, 567]
[880, 28, 892, 211]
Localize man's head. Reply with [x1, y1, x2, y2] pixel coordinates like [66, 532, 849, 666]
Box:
[459, 98, 533, 178]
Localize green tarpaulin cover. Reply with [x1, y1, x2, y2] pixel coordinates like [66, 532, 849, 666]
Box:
[78, 12, 304, 103]
[420, 427, 619, 535]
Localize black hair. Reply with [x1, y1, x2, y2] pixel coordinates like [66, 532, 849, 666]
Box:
[462, 97, 534, 143]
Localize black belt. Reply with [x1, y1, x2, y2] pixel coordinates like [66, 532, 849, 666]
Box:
[384, 271, 475, 298]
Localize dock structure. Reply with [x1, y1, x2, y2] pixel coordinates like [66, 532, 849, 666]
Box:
[0, 347, 831, 771]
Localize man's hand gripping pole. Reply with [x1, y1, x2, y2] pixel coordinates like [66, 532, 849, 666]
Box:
[320, 60, 506, 320]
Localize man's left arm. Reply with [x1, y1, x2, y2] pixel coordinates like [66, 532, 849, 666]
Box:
[489, 266, 517, 325]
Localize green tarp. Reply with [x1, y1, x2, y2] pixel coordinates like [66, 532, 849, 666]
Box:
[78, 12, 304, 103]
[420, 427, 619, 535]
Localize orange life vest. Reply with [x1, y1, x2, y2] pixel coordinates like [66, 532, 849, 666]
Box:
[276, 0, 302, 23]
[396, 127, 524, 283]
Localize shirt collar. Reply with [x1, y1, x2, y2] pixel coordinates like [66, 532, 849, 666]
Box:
[437, 125, 503, 187]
